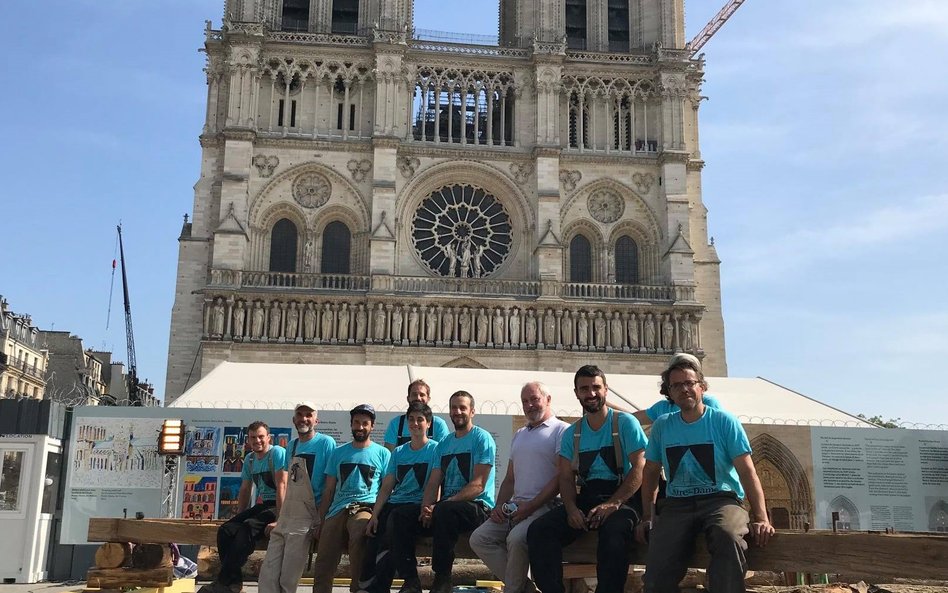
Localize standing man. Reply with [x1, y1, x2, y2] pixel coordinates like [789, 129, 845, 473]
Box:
[627, 354, 723, 426]
[312, 404, 391, 593]
[407, 391, 496, 593]
[360, 401, 441, 593]
[384, 379, 451, 449]
[259, 402, 336, 593]
[527, 365, 648, 593]
[470, 382, 569, 593]
[201, 421, 287, 593]
[637, 356, 774, 593]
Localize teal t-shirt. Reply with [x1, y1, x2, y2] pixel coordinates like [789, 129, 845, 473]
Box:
[559, 409, 648, 482]
[241, 445, 287, 502]
[645, 407, 751, 498]
[286, 433, 336, 504]
[325, 442, 391, 518]
[646, 394, 722, 421]
[384, 414, 451, 447]
[436, 426, 497, 508]
[386, 439, 439, 504]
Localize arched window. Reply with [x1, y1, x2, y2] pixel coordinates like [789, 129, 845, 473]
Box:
[569, 235, 592, 282]
[321, 221, 351, 274]
[269, 218, 298, 273]
[615, 235, 639, 284]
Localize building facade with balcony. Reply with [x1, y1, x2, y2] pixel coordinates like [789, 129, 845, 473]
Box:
[165, 0, 726, 402]
[0, 297, 49, 400]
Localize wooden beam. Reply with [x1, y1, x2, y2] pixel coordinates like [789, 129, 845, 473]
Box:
[86, 567, 173, 589]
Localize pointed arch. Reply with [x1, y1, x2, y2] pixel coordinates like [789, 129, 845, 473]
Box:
[269, 218, 299, 272]
[561, 219, 604, 283]
[750, 433, 813, 530]
[442, 355, 487, 369]
[828, 495, 860, 530]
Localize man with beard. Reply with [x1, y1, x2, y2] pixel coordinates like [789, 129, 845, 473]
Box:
[394, 391, 496, 593]
[636, 356, 773, 593]
[470, 382, 569, 593]
[359, 401, 440, 593]
[200, 421, 287, 593]
[312, 405, 391, 593]
[383, 379, 451, 450]
[258, 402, 336, 593]
[527, 365, 648, 593]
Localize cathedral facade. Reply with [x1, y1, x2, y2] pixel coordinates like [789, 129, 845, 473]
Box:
[165, 0, 726, 403]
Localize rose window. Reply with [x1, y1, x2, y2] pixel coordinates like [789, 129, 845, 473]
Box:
[412, 184, 513, 277]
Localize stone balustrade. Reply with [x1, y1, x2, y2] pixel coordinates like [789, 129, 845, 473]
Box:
[202, 295, 703, 354]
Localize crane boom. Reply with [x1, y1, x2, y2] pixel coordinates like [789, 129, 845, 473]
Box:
[688, 0, 747, 55]
[116, 224, 139, 405]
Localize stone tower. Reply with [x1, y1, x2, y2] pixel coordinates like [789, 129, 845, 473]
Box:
[164, 0, 726, 403]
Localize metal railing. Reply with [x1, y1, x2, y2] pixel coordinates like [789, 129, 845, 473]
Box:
[209, 269, 371, 291]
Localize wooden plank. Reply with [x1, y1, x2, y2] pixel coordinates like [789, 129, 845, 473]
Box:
[86, 567, 173, 589]
[88, 518, 221, 547]
[94, 543, 131, 569]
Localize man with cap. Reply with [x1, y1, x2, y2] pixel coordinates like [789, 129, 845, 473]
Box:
[201, 421, 287, 593]
[312, 404, 391, 593]
[384, 378, 451, 450]
[258, 402, 336, 593]
[636, 354, 774, 593]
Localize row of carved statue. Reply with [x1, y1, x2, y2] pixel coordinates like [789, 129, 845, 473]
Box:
[204, 297, 701, 353]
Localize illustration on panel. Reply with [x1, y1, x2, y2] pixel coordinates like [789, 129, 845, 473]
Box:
[72, 418, 163, 488]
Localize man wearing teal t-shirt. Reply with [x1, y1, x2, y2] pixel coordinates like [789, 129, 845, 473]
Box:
[416, 390, 497, 593]
[312, 404, 390, 593]
[383, 378, 451, 450]
[636, 356, 774, 593]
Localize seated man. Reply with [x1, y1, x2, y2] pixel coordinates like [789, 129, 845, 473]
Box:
[527, 365, 647, 593]
[258, 402, 336, 593]
[312, 404, 390, 593]
[360, 401, 440, 593]
[201, 421, 287, 593]
[637, 356, 774, 593]
[383, 378, 451, 450]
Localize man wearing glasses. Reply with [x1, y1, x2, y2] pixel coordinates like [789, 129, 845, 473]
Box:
[636, 355, 774, 593]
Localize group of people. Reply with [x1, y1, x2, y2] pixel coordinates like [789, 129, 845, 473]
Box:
[198, 354, 774, 593]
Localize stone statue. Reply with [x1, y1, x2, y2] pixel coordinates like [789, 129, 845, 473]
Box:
[525, 309, 537, 345]
[337, 303, 350, 341]
[285, 302, 300, 340]
[458, 307, 472, 343]
[627, 313, 639, 349]
[441, 307, 454, 341]
[355, 304, 367, 341]
[374, 303, 387, 341]
[543, 309, 556, 345]
[211, 298, 225, 336]
[561, 310, 573, 347]
[610, 312, 624, 349]
[476, 307, 489, 344]
[407, 306, 419, 342]
[644, 313, 656, 350]
[268, 302, 282, 339]
[303, 238, 314, 272]
[473, 244, 486, 278]
[662, 314, 675, 351]
[321, 303, 334, 341]
[508, 308, 521, 344]
[425, 306, 437, 342]
[391, 305, 403, 342]
[304, 302, 317, 340]
[459, 241, 473, 278]
[492, 309, 505, 344]
[232, 300, 245, 338]
[577, 311, 589, 347]
[251, 301, 265, 338]
[681, 315, 693, 351]
[594, 312, 607, 348]
[442, 242, 457, 277]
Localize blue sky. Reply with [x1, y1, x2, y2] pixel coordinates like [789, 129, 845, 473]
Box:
[2, 1, 946, 425]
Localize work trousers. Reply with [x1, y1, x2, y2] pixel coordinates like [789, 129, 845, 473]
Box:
[312, 506, 373, 593]
[469, 503, 554, 593]
[643, 493, 749, 593]
[527, 483, 638, 593]
[385, 503, 430, 585]
[359, 502, 412, 593]
[217, 502, 277, 587]
[388, 501, 488, 580]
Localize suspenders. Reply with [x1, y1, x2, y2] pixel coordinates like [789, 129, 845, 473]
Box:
[570, 411, 622, 487]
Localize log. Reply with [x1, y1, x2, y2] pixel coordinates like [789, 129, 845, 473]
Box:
[86, 567, 173, 589]
[131, 543, 173, 569]
[94, 543, 131, 569]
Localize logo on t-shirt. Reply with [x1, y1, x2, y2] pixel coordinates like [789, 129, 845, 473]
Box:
[666, 444, 716, 492]
[440, 452, 472, 481]
[578, 446, 620, 479]
[340, 463, 378, 488]
[396, 463, 430, 488]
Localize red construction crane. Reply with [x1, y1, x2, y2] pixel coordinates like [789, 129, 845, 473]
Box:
[688, 0, 747, 55]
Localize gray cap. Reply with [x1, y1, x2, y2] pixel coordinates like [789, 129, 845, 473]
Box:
[350, 403, 376, 420]
[665, 352, 701, 373]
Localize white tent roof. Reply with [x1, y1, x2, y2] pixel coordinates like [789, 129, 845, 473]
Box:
[171, 361, 872, 427]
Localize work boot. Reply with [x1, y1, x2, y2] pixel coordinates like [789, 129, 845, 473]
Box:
[429, 573, 452, 593]
[398, 578, 423, 593]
